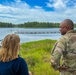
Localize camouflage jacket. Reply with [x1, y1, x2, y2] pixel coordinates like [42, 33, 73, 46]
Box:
[51, 30, 76, 70]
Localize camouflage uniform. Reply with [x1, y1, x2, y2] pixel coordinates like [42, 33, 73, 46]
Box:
[51, 30, 76, 75]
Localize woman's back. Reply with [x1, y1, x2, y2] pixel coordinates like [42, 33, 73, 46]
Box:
[0, 56, 29, 75]
[0, 34, 29, 75]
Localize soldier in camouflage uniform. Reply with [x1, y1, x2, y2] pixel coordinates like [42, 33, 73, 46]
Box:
[51, 19, 76, 75]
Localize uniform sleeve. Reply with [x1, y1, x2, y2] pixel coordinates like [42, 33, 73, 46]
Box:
[51, 37, 66, 70]
[19, 58, 29, 75]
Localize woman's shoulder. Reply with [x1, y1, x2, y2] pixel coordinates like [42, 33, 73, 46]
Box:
[16, 56, 27, 64]
[17, 56, 25, 61]
[12, 56, 27, 68]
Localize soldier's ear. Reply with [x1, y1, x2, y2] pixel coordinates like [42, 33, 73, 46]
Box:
[64, 26, 69, 30]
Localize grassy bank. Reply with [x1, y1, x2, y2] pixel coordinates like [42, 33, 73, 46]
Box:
[20, 39, 59, 75]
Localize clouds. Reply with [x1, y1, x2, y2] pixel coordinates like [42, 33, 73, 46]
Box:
[47, 0, 68, 10]
[0, 0, 76, 24]
[14, 0, 21, 3]
[47, 0, 76, 10]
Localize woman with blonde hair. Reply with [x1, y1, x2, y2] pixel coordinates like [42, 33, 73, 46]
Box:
[0, 34, 29, 75]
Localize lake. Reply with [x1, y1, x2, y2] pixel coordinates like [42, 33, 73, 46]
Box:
[0, 28, 61, 43]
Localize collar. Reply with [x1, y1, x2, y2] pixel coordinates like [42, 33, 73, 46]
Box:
[66, 30, 76, 34]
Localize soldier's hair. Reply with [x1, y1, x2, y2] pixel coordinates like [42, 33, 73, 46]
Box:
[64, 19, 74, 29]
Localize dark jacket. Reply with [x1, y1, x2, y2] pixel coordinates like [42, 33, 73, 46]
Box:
[0, 57, 29, 75]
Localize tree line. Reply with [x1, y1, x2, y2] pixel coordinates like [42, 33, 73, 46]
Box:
[0, 22, 76, 28]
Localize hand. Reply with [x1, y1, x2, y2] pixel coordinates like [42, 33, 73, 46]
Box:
[58, 65, 70, 72]
[29, 71, 32, 75]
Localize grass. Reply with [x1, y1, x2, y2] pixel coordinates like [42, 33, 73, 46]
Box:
[20, 39, 59, 75]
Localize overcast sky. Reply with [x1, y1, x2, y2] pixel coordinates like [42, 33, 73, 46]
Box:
[0, 0, 76, 24]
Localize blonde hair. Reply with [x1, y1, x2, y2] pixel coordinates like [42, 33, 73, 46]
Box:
[0, 34, 20, 62]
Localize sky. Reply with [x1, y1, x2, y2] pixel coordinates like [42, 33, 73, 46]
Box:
[0, 0, 76, 24]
